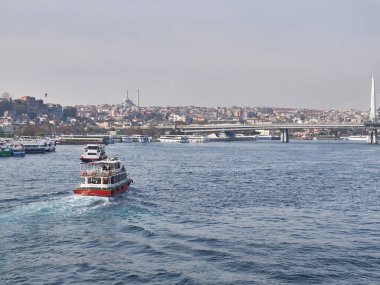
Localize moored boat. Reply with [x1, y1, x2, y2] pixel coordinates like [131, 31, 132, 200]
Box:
[44, 139, 56, 152]
[342, 135, 367, 141]
[56, 135, 111, 145]
[0, 145, 13, 157]
[121, 135, 133, 143]
[12, 144, 26, 157]
[18, 139, 46, 153]
[158, 135, 189, 143]
[131, 134, 151, 143]
[74, 157, 133, 197]
[80, 144, 107, 163]
[184, 135, 209, 143]
[234, 134, 257, 141]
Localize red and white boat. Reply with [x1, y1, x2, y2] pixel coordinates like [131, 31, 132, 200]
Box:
[74, 157, 133, 197]
[80, 144, 107, 163]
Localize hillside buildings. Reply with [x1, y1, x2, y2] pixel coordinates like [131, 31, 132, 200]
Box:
[0, 92, 374, 136]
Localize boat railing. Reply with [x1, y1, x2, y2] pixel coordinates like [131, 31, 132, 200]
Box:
[80, 170, 114, 177]
[76, 184, 112, 190]
[80, 167, 125, 177]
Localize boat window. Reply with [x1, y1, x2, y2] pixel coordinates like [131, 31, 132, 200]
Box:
[88, 177, 101, 184]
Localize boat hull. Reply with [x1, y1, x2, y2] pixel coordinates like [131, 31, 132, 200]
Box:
[13, 150, 26, 157]
[73, 180, 132, 197]
[80, 155, 107, 163]
[24, 148, 45, 154]
[0, 151, 13, 157]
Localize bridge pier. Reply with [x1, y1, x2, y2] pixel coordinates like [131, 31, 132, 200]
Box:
[367, 129, 378, 144]
[280, 129, 289, 143]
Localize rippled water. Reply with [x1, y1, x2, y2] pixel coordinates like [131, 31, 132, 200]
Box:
[1, 141, 379, 284]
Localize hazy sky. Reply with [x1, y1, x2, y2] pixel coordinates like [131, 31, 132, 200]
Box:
[1, 0, 380, 109]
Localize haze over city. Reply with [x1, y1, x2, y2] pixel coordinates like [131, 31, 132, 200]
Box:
[1, 0, 380, 109]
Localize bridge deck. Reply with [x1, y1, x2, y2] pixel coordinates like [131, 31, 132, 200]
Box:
[178, 123, 370, 133]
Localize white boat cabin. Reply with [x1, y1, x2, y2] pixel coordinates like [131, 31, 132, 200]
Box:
[79, 158, 128, 188]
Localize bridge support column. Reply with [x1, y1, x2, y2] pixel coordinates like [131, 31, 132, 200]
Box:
[367, 129, 378, 144]
[280, 129, 289, 143]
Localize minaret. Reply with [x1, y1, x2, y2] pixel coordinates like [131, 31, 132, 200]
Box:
[127, 90, 129, 100]
[138, 89, 140, 108]
[370, 75, 376, 122]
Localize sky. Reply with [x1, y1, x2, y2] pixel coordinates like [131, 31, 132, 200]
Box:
[1, 0, 380, 109]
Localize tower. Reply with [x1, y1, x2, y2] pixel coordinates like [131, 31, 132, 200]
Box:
[370, 75, 376, 122]
[138, 89, 140, 108]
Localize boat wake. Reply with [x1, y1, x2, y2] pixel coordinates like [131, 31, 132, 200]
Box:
[0, 194, 112, 224]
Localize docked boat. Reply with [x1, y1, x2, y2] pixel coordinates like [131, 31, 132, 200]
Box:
[0, 145, 13, 157]
[234, 134, 257, 141]
[185, 135, 209, 143]
[256, 134, 280, 140]
[12, 144, 26, 157]
[158, 135, 189, 143]
[56, 134, 111, 145]
[18, 139, 46, 153]
[74, 157, 133, 197]
[121, 135, 133, 143]
[80, 144, 107, 163]
[341, 135, 367, 141]
[44, 139, 56, 152]
[207, 132, 234, 141]
[131, 134, 151, 143]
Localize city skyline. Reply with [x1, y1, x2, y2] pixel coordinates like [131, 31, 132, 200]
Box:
[1, 0, 380, 109]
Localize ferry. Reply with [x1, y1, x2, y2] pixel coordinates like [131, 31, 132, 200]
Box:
[158, 135, 189, 143]
[18, 139, 46, 153]
[341, 135, 367, 141]
[74, 157, 133, 197]
[80, 144, 107, 163]
[12, 144, 26, 157]
[234, 134, 257, 141]
[0, 145, 13, 157]
[207, 132, 234, 141]
[44, 139, 56, 152]
[185, 135, 209, 143]
[131, 134, 151, 143]
[56, 135, 111, 145]
[121, 135, 133, 143]
[256, 134, 280, 140]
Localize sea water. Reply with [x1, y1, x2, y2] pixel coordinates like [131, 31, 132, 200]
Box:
[0, 141, 379, 284]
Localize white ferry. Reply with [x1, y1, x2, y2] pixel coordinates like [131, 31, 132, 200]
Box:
[131, 134, 151, 143]
[18, 137, 46, 153]
[11, 144, 26, 157]
[185, 135, 209, 143]
[44, 139, 56, 152]
[341, 135, 367, 141]
[121, 136, 133, 143]
[207, 132, 234, 141]
[18, 136, 56, 153]
[74, 157, 133, 197]
[234, 134, 257, 141]
[158, 135, 189, 143]
[80, 144, 107, 163]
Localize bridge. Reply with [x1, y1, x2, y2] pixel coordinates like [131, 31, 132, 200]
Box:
[177, 122, 377, 143]
[177, 76, 380, 144]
